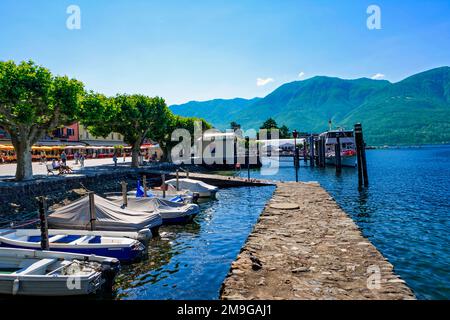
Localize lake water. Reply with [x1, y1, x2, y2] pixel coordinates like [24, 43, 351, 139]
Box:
[236, 145, 450, 300]
[115, 185, 275, 300]
[2, 146, 446, 300]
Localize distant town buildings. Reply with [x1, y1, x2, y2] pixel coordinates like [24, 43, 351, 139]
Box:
[0, 123, 125, 147]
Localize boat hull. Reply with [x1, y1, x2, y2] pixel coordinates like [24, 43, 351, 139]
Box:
[325, 155, 357, 167]
[0, 242, 143, 263]
[0, 247, 120, 296]
[0, 272, 104, 296]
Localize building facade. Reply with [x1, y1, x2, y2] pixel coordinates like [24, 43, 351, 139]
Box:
[77, 124, 125, 146]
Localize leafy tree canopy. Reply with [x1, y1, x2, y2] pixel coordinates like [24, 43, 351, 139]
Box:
[0, 60, 84, 180]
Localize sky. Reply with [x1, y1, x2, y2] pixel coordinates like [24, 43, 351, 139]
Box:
[0, 0, 449, 105]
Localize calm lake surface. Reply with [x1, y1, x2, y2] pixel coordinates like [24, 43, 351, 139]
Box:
[2, 146, 446, 300]
[115, 185, 275, 300]
[116, 145, 448, 300]
[236, 145, 450, 300]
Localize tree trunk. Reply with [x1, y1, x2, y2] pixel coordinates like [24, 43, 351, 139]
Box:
[160, 145, 171, 162]
[131, 142, 141, 168]
[14, 140, 33, 181]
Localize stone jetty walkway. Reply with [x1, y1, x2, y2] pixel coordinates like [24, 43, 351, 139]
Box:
[220, 182, 415, 300]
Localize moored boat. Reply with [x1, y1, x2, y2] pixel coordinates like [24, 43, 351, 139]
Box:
[319, 129, 357, 167]
[47, 194, 162, 234]
[165, 178, 218, 198]
[0, 229, 147, 263]
[0, 247, 120, 296]
[107, 196, 200, 224]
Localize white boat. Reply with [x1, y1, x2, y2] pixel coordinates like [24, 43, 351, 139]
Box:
[0, 229, 149, 263]
[107, 196, 200, 224]
[165, 178, 218, 198]
[0, 247, 120, 296]
[319, 129, 357, 167]
[48, 194, 162, 233]
[132, 184, 195, 203]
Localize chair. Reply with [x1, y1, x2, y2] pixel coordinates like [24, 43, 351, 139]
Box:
[46, 164, 56, 175]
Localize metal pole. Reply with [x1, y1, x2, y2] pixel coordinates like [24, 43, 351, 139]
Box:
[294, 147, 300, 182]
[89, 192, 96, 231]
[176, 169, 180, 191]
[38, 196, 49, 250]
[121, 181, 128, 207]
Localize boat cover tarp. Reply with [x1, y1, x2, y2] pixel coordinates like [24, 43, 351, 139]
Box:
[48, 195, 162, 231]
[135, 180, 188, 202]
[109, 197, 199, 219]
[165, 178, 218, 193]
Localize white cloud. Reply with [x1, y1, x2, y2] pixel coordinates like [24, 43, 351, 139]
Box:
[298, 71, 305, 78]
[256, 77, 274, 86]
[371, 73, 385, 80]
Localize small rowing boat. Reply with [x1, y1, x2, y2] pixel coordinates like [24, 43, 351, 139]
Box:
[0, 247, 120, 296]
[0, 229, 147, 263]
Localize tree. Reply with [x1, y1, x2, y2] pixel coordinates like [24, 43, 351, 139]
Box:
[279, 125, 291, 139]
[260, 118, 278, 130]
[159, 115, 212, 162]
[114, 95, 171, 167]
[230, 121, 241, 131]
[0, 60, 84, 180]
[80, 93, 172, 167]
[79, 92, 116, 138]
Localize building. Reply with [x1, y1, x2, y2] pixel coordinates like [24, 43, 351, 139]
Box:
[78, 124, 125, 146]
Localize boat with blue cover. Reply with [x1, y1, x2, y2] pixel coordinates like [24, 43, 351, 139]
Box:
[0, 229, 147, 263]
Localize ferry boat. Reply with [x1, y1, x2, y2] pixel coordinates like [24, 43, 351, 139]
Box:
[319, 129, 357, 167]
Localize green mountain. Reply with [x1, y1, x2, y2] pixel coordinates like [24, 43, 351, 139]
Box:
[170, 67, 450, 146]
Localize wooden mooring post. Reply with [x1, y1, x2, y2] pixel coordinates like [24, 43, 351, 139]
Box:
[245, 136, 250, 181]
[88, 192, 96, 231]
[38, 196, 49, 250]
[354, 123, 369, 188]
[335, 135, 342, 174]
[314, 139, 320, 166]
[162, 174, 166, 198]
[121, 181, 128, 207]
[309, 135, 315, 167]
[143, 175, 148, 197]
[319, 136, 326, 167]
[294, 146, 300, 182]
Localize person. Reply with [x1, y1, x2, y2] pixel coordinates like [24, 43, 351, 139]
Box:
[60, 151, 67, 166]
[52, 159, 61, 170]
[123, 152, 126, 162]
[113, 152, 118, 167]
[74, 151, 79, 165]
[79, 153, 85, 168]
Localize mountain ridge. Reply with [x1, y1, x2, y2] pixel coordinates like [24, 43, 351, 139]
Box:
[170, 67, 450, 145]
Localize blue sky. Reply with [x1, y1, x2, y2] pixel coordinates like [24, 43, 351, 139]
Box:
[0, 0, 449, 105]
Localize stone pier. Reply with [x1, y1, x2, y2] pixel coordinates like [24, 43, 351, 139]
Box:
[220, 182, 415, 300]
